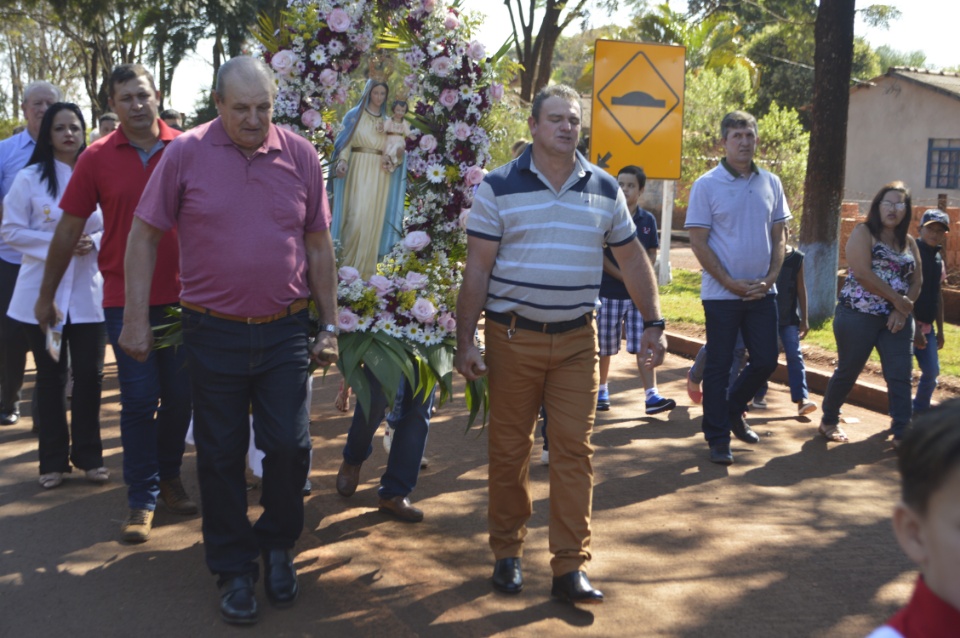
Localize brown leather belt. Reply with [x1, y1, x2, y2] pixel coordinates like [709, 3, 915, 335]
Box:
[485, 310, 592, 335]
[180, 299, 309, 324]
[351, 146, 383, 155]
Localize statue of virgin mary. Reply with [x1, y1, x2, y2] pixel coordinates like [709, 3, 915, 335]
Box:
[330, 79, 407, 279]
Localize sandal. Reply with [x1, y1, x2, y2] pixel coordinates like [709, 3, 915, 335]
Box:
[39, 472, 63, 489]
[335, 380, 351, 413]
[85, 467, 110, 483]
[818, 423, 849, 443]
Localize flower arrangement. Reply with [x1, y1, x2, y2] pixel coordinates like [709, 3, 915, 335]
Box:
[258, 0, 507, 425]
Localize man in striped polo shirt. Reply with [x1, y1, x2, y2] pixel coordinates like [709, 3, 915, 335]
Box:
[455, 84, 666, 605]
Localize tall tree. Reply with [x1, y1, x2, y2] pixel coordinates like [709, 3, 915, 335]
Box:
[505, 0, 625, 102]
[798, 0, 856, 323]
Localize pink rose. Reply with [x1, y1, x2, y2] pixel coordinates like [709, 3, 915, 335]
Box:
[411, 298, 437, 324]
[430, 56, 453, 77]
[318, 68, 338, 87]
[438, 311, 456, 332]
[467, 41, 486, 61]
[422, 0, 437, 11]
[337, 308, 359, 332]
[489, 82, 504, 102]
[403, 271, 429, 291]
[464, 164, 485, 186]
[402, 231, 431, 252]
[452, 121, 472, 141]
[443, 12, 460, 30]
[332, 87, 347, 104]
[418, 134, 438, 153]
[368, 275, 394, 296]
[326, 8, 352, 33]
[301, 108, 322, 130]
[270, 50, 298, 76]
[439, 88, 458, 110]
[338, 266, 360, 284]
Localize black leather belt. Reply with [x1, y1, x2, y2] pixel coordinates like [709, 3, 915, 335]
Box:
[485, 310, 592, 335]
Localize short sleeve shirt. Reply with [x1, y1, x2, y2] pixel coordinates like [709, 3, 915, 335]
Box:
[59, 121, 182, 307]
[684, 160, 791, 301]
[600, 206, 659, 300]
[467, 147, 636, 322]
[134, 118, 330, 316]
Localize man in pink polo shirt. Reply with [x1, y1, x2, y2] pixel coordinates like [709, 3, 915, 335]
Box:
[35, 64, 195, 544]
[119, 56, 339, 626]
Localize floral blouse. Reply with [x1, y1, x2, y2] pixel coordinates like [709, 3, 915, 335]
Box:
[838, 241, 915, 316]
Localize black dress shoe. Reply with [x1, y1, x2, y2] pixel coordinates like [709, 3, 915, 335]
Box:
[551, 570, 603, 605]
[709, 443, 734, 465]
[0, 409, 20, 426]
[730, 412, 760, 444]
[219, 574, 259, 625]
[491, 557, 523, 594]
[336, 460, 361, 497]
[262, 548, 299, 607]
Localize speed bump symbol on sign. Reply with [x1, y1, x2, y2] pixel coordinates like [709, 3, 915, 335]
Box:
[598, 51, 680, 146]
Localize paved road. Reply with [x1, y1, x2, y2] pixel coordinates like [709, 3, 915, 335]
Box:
[0, 348, 914, 637]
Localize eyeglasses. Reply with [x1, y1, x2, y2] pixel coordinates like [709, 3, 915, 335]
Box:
[879, 201, 906, 212]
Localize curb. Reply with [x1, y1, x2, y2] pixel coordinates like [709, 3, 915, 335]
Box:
[665, 331, 890, 414]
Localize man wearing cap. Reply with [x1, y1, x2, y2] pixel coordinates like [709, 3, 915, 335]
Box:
[913, 208, 951, 413]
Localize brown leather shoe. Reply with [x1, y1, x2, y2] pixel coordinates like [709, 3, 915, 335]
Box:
[377, 495, 423, 522]
[336, 461, 361, 497]
[159, 477, 199, 515]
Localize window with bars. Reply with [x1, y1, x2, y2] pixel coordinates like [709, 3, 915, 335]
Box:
[927, 139, 960, 189]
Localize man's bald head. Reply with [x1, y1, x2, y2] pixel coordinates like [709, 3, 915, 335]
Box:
[215, 57, 277, 102]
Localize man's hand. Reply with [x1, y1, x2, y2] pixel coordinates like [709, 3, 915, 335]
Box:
[118, 315, 154, 363]
[311, 332, 339, 366]
[34, 297, 62, 334]
[887, 309, 909, 334]
[798, 319, 809, 340]
[74, 233, 94, 256]
[725, 278, 757, 298]
[937, 331, 945, 350]
[741, 279, 771, 301]
[637, 327, 667, 369]
[455, 343, 487, 380]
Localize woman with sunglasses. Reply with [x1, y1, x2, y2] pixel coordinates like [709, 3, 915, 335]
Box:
[818, 181, 921, 447]
[1, 102, 106, 489]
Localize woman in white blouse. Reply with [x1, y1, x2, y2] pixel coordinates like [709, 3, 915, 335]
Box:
[1, 102, 107, 489]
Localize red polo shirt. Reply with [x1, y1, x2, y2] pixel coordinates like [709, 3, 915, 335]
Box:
[60, 120, 182, 308]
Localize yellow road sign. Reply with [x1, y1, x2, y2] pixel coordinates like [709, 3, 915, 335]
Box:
[590, 40, 685, 180]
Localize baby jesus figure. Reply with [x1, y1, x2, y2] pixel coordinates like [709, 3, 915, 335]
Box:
[380, 99, 410, 174]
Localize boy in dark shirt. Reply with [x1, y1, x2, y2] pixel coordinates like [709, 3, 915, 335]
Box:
[912, 209, 949, 413]
[596, 165, 675, 415]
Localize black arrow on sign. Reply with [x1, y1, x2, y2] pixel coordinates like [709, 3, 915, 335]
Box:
[597, 151, 612, 168]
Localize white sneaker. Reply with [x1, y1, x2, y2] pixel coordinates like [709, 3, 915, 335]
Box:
[798, 400, 817, 416]
[383, 425, 394, 453]
[540, 449, 549, 465]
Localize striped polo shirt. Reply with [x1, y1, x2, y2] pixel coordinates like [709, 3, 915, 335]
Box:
[467, 147, 636, 323]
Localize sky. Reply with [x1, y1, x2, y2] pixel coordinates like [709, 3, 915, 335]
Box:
[164, 0, 960, 117]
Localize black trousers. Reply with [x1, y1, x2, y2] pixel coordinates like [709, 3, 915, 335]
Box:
[0, 259, 28, 411]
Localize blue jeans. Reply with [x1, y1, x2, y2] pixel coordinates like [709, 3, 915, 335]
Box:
[823, 305, 913, 438]
[104, 306, 191, 510]
[754, 325, 810, 403]
[343, 366, 433, 499]
[913, 326, 940, 413]
[181, 308, 311, 581]
[701, 296, 779, 445]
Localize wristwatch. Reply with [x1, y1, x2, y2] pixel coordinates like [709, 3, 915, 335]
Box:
[643, 318, 666, 330]
[318, 323, 339, 335]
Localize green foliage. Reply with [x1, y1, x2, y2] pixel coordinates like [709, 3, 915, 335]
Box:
[485, 100, 532, 169]
[858, 4, 902, 29]
[874, 44, 926, 72]
[0, 118, 23, 140]
[679, 64, 756, 197]
[853, 37, 882, 81]
[756, 101, 809, 219]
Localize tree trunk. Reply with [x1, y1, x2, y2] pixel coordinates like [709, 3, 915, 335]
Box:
[798, 0, 856, 324]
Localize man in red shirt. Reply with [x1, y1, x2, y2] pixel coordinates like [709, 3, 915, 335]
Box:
[35, 64, 195, 544]
[121, 56, 338, 626]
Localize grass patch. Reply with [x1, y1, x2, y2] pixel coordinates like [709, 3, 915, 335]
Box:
[660, 269, 960, 378]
